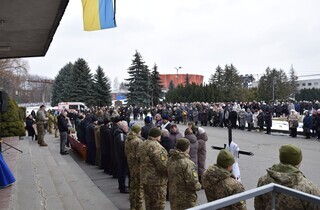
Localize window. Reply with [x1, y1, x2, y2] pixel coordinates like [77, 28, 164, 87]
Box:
[297, 84, 300, 86]
[69, 105, 78, 110]
[308, 83, 312, 86]
[302, 83, 306, 86]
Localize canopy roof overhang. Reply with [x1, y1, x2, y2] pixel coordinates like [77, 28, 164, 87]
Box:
[0, 0, 69, 59]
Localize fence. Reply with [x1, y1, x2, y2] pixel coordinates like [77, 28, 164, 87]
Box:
[188, 183, 320, 210]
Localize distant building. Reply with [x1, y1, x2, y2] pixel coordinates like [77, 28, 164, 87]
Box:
[296, 74, 320, 90]
[159, 74, 204, 90]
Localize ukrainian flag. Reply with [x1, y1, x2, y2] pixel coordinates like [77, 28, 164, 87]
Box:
[82, 0, 116, 31]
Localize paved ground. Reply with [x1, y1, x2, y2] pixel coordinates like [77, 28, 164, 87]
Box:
[1, 121, 320, 210]
[0, 135, 118, 210]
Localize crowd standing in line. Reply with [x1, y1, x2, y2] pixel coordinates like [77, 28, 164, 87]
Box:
[24, 102, 320, 209]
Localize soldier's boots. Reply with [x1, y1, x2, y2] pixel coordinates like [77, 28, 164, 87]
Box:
[40, 142, 48, 146]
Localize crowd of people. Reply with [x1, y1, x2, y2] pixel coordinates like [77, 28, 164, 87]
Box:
[24, 102, 320, 209]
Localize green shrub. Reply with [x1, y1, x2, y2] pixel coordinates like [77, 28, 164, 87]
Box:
[0, 96, 25, 137]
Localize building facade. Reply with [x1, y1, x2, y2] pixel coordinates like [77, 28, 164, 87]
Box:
[297, 75, 320, 90]
[159, 74, 204, 90]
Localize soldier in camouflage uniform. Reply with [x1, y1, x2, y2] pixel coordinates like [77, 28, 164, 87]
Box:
[125, 125, 144, 210]
[47, 111, 55, 134]
[36, 105, 48, 146]
[139, 127, 168, 210]
[202, 149, 246, 210]
[254, 144, 320, 210]
[167, 138, 202, 210]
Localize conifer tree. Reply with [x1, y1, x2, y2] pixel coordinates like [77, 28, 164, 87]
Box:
[168, 80, 175, 91]
[209, 65, 225, 101]
[51, 62, 73, 106]
[150, 64, 164, 106]
[0, 95, 25, 137]
[71, 58, 94, 106]
[258, 67, 290, 102]
[93, 66, 112, 107]
[223, 64, 243, 101]
[125, 51, 151, 106]
[288, 65, 298, 99]
[185, 74, 190, 86]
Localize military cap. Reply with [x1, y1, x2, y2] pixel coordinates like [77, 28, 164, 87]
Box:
[279, 144, 302, 165]
[148, 127, 161, 138]
[131, 124, 141, 134]
[217, 149, 235, 168]
[175, 138, 190, 152]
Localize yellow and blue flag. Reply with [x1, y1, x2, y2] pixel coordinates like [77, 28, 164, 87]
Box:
[82, 0, 116, 31]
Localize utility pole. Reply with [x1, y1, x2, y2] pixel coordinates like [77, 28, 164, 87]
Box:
[175, 66, 182, 86]
[272, 78, 275, 101]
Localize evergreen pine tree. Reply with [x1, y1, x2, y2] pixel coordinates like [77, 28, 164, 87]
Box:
[150, 64, 164, 106]
[51, 62, 73, 106]
[0, 95, 25, 137]
[258, 67, 290, 102]
[168, 80, 175, 91]
[71, 58, 95, 106]
[209, 65, 225, 101]
[93, 66, 112, 107]
[289, 65, 298, 99]
[125, 51, 151, 106]
[223, 64, 243, 101]
[185, 74, 190, 86]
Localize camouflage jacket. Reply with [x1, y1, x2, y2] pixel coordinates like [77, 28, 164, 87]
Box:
[125, 131, 143, 177]
[139, 137, 168, 185]
[167, 149, 202, 210]
[202, 164, 247, 210]
[254, 163, 320, 210]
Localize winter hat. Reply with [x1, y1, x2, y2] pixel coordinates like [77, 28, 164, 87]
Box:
[113, 116, 122, 123]
[175, 138, 190, 152]
[148, 127, 161, 138]
[279, 144, 302, 166]
[198, 127, 205, 135]
[217, 149, 235, 168]
[144, 116, 152, 123]
[162, 114, 169, 120]
[131, 124, 141, 134]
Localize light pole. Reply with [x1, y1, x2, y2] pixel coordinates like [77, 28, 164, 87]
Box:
[175, 66, 182, 86]
[272, 77, 275, 101]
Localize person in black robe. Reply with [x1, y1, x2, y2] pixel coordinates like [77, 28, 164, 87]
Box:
[100, 118, 112, 174]
[114, 121, 129, 193]
[264, 108, 272, 134]
[25, 115, 36, 140]
[229, 108, 238, 129]
[79, 113, 92, 145]
[110, 116, 122, 178]
[85, 116, 97, 165]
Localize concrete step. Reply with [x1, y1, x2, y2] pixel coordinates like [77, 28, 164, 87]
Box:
[7, 135, 117, 210]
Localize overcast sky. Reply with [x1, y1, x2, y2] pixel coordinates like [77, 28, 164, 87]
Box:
[27, 0, 320, 84]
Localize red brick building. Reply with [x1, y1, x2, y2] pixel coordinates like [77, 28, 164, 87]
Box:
[159, 74, 204, 90]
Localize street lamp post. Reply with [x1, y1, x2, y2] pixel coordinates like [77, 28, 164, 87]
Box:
[175, 66, 182, 86]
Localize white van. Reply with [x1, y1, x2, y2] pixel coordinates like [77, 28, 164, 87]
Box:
[58, 102, 86, 112]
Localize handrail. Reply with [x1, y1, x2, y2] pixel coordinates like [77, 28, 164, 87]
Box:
[188, 183, 320, 210]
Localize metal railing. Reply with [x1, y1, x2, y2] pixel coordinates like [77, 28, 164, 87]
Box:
[188, 183, 320, 210]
